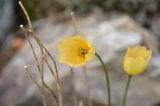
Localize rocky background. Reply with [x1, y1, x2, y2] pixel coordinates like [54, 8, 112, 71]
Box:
[0, 0, 160, 106]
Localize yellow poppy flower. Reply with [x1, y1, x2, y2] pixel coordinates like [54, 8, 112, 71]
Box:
[58, 35, 95, 67]
[124, 46, 152, 75]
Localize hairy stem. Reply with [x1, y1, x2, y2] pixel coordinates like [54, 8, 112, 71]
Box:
[95, 53, 112, 106]
[122, 75, 132, 106]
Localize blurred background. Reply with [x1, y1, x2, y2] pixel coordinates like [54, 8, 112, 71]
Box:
[0, 0, 160, 106]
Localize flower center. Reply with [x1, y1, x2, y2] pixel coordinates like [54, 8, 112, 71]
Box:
[79, 48, 89, 57]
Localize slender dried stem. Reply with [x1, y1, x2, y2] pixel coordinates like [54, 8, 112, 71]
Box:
[18, 1, 60, 83]
[29, 30, 63, 106]
[82, 67, 92, 106]
[43, 55, 57, 79]
[20, 26, 58, 105]
[18, 1, 33, 30]
[43, 55, 64, 106]
[18, 1, 57, 80]
[24, 65, 48, 106]
[70, 67, 78, 106]
[70, 11, 78, 34]
[29, 30, 60, 80]
[19, 1, 63, 105]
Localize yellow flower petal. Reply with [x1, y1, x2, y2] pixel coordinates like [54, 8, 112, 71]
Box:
[58, 35, 95, 67]
[124, 58, 146, 75]
[124, 46, 152, 75]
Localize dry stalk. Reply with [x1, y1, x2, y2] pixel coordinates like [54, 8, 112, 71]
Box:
[24, 65, 47, 106]
[19, 1, 63, 106]
[42, 53, 64, 106]
[20, 26, 58, 105]
[28, 30, 63, 106]
[70, 11, 92, 106]
[70, 67, 78, 106]
[28, 30, 60, 80]
[82, 67, 92, 106]
[70, 11, 78, 34]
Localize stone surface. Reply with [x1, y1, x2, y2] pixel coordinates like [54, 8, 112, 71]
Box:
[0, 11, 159, 106]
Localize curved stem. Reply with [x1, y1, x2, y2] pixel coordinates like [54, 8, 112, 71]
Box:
[95, 53, 111, 106]
[21, 26, 58, 105]
[19, 1, 63, 106]
[18, 1, 33, 30]
[19, 1, 63, 105]
[29, 30, 63, 106]
[122, 75, 132, 106]
[24, 66, 48, 106]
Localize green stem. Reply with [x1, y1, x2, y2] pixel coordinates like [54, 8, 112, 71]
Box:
[122, 75, 132, 106]
[95, 53, 111, 106]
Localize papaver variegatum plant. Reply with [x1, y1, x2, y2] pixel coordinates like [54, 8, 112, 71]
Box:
[122, 46, 152, 106]
[18, 1, 153, 106]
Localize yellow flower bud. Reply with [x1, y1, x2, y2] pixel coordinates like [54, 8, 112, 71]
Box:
[124, 46, 152, 75]
[58, 35, 95, 67]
